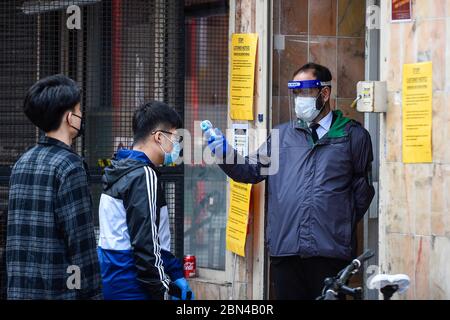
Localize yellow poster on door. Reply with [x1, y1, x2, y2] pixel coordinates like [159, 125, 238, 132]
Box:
[226, 179, 252, 257]
[402, 61, 433, 163]
[229, 33, 258, 120]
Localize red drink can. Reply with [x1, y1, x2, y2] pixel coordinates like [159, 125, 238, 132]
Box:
[183, 255, 196, 278]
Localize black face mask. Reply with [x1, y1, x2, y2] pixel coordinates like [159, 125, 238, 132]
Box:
[69, 113, 85, 138]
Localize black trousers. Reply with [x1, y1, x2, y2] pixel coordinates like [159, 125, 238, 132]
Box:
[270, 255, 350, 300]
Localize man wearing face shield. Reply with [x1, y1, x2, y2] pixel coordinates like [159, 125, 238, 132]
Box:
[205, 62, 375, 299]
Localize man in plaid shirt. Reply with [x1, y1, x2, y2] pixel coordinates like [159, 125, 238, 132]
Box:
[6, 74, 102, 299]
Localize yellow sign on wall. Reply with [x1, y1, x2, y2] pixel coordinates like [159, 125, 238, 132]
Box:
[402, 62, 433, 163]
[229, 33, 258, 120]
[226, 179, 252, 257]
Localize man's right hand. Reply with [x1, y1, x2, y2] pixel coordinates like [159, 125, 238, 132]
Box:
[205, 128, 229, 157]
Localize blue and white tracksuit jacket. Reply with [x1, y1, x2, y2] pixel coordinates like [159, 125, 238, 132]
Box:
[97, 149, 183, 300]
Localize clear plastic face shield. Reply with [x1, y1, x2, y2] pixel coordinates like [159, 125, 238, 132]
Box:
[288, 80, 332, 127]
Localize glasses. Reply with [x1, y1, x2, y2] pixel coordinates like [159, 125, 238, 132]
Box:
[152, 130, 183, 143]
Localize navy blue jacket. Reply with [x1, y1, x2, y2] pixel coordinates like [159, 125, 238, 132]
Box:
[218, 110, 375, 260]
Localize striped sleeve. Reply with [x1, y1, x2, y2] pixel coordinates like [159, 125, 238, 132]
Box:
[123, 166, 170, 299]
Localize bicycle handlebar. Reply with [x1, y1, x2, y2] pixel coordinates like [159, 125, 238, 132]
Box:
[356, 249, 375, 264]
[319, 250, 375, 300]
[338, 249, 374, 284]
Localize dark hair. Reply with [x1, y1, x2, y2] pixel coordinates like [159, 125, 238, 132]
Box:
[23, 74, 81, 132]
[132, 100, 183, 144]
[292, 62, 332, 85]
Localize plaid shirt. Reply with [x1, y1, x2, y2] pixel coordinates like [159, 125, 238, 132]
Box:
[6, 136, 102, 299]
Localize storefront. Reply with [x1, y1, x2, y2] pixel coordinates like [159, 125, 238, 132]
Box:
[0, 0, 449, 300]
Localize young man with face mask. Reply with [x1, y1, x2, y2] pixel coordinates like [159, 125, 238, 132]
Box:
[206, 62, 375, 299]
[7, 74, 101, 299]
[97, 100, 194, 300]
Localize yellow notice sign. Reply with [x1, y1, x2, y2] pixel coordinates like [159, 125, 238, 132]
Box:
[402, 62, 433, 163]
[230, 33, 258, 120]
[226, 179, 252, 257]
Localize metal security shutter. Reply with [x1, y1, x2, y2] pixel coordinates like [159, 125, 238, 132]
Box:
[0, 0, 185, 298]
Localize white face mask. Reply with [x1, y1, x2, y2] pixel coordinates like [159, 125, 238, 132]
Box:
[295, 96, 321, 122]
